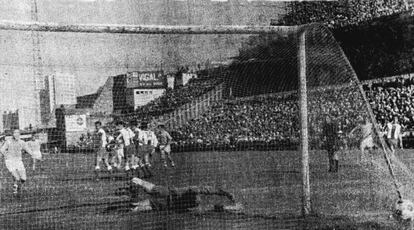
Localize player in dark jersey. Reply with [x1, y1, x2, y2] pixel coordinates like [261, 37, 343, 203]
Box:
[118, 177, 242, 213]
[322, 115, 340, 173]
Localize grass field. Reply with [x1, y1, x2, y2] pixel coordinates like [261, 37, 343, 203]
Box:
[0, 148, 413, 230]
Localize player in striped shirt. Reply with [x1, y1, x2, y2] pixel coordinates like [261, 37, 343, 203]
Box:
[137, 122, 158, 168]
[107, 131, 124, 170]
[131, 122, 157, 178]
[155, 123, 175, 168]
[0, 129, 34, 195]
[386, 116, 402, 155]
[116, 121, 135, 172]
[349, 117, 378, 163]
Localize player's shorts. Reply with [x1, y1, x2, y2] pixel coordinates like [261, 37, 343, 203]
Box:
[327, 150, 339, 160]
[124, 144, 135, 158]
[332, 151, 339, 160]
[32, 151, 42, 160]
[115, 148, 124, 158]
[148, 185, 170, 197]
[159, 145, 171, 154]
[388, 138, 399, 148]
[96, 147, 109, 159]
[137, 145, 154, 158]
[5, 159, 27, 181]
[361, 136, 374, 149]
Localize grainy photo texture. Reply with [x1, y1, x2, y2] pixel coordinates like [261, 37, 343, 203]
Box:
[0, 1, 414, 229]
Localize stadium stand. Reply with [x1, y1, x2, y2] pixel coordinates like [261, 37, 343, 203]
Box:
[171, 87, 360, 151]
[168, 74, 414, 152]
[132, 69, 224, 121]
[366, 75, 414, 129]
[278, 0, 410, 28]
[273, 1, 414, 82]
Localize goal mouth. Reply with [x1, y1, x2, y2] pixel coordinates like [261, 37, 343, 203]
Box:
[0, 21, 413, 230]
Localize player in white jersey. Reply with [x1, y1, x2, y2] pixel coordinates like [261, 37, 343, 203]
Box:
[28, 134, 43, 171]
[386, 116, 402, 155]
[94, 121, 112, 172]
[137, 122, 158, 167]
[114, 137, 124, 170]
[0, 129, 34, 195]
[116, 121, 135, 172]
[349, 118, 377, 162]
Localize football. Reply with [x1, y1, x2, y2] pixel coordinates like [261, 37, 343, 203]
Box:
[394, 199, 414, 221]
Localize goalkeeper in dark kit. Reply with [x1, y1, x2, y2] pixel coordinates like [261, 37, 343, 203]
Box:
[117, 177, 243, 213]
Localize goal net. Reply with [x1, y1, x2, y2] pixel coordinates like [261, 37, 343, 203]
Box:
[0, 22, 413, 230]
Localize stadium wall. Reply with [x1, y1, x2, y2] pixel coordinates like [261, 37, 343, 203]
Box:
[92, 76, 114, 115]
[65, 115, 112, 149]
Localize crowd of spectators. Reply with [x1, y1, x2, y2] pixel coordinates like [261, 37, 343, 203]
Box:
[175, 94, 298, 147]
[367, 76, 414, 129]
[170, 84, 369, 150]
[278, 0, 410, 29]
[111, 70, 414, 152]
[168, 76, 414, 150]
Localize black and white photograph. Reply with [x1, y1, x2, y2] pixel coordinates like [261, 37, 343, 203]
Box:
[0, 0, 414, 229]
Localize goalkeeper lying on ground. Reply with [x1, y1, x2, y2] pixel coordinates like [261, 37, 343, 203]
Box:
[118, 177, 243, 213]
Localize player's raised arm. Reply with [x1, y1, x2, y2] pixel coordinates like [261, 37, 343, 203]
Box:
[116, 132, 123, 142]
[0, 139, 9, 155]
[131, 177, 155, 193]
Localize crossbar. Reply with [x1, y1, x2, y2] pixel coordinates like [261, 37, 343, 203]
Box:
[0, 20, 297, 34]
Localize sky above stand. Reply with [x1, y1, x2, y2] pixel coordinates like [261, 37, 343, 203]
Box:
[0, 0, 285, 111]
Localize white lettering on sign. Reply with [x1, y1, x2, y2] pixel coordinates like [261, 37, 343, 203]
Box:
[139, 73, 159, 81]
[126, 71, 165, 88]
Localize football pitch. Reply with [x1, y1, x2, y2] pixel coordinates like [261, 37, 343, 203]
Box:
[0, 149, 413, 230]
